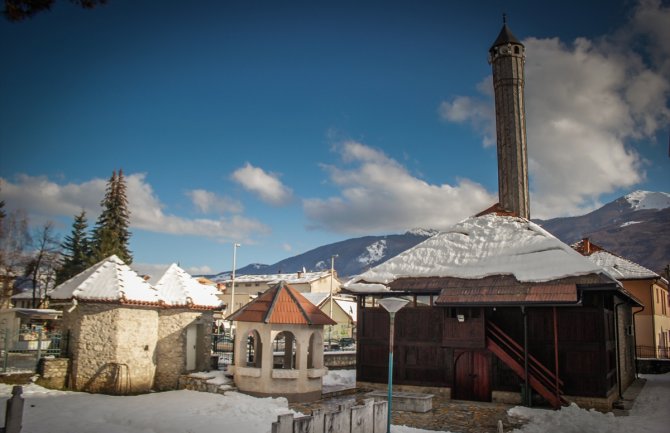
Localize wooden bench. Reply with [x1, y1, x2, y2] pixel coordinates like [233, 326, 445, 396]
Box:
[366, 391, 434, 413]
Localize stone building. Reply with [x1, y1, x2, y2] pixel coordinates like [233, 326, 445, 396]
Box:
[49, 256, 223, 394]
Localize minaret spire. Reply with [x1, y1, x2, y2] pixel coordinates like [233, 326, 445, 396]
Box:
[488, 18, 530, 219]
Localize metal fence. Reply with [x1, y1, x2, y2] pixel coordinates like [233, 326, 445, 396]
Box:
[211, 332, 234, 366]
[636, 345, 670, 359]
[1, 328, 66, 373]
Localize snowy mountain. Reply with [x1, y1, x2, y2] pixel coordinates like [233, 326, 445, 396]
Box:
[205, 191, 668, 280]
[535, 190, 670, 274]
[206, 229, 436, 280]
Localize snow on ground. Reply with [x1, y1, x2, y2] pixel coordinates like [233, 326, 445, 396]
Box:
[322, 369, 356, 388]
[1, 372, 668, 433]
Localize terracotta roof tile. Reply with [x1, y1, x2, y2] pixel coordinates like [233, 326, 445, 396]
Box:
[228, 281, 336, 325]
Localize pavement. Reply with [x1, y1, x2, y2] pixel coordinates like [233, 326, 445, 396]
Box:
[290, 378, 649, 433]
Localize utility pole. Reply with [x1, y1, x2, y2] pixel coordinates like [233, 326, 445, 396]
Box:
[229, 243, 241, 322]
[328, 254, 338, 348]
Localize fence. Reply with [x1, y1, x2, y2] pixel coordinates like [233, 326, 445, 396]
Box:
[272, 398, 387, 433]
[636, 345, 670, 359]
[1, 328, 66, 373]
[211, 332, 234, 366]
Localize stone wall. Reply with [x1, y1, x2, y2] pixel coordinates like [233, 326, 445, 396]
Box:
[154, 310, 214, 391]
[36, 358, 70, 390]
[324, 352, 356, 369]
[62, 303, 159, 394]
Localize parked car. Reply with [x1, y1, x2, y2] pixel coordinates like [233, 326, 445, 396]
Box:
[339, 338, 355, 349]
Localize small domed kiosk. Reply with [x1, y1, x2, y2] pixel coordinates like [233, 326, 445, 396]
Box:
[228, 281, 336, 402]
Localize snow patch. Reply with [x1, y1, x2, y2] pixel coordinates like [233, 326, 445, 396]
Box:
[625, 190, 670, 211]
[620, 220, 641, 228]
[357, 239, 387, 265]
[406, 228, 440, 237]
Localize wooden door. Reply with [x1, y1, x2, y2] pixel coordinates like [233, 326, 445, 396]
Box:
[453, 350, 491, 402]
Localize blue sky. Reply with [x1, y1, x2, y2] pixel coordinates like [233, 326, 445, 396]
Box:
[1, 0, 669, 275]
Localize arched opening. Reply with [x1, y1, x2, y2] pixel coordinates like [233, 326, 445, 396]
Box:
[514, 46, 520, 54]
[273, 331, 296, 369]
[245, 329, 262, 368]
[307, 332, 322, 369]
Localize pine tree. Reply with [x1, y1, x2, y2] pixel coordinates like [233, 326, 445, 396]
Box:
[56, 210, 91, 284]
[90, 169, 133, 264]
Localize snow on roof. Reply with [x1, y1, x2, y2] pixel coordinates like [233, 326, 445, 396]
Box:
[226, 270, 333, 285]
[334, 298, 357, 322]
[153, 263, 224, 309]
[585, 251, 658, 280]
[50, 255, 159, 304]
[300, 292, 329, 307]
[625, 190, 670, 211]
[347, 214, 611, 289]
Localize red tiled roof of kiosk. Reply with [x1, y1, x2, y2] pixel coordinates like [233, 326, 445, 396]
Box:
[228, 281, 336, 325]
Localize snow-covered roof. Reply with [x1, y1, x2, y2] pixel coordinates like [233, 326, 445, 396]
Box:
[300, 292, 329, 307]
[584, 251, 658, 280]
[50, 255, 159, 305]
[347, 214, 614, 290]
[153, 263, 224, 309]
[225, 270, 334, 285]
[334, 299, 357, 322]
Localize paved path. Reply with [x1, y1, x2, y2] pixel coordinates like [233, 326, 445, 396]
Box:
[289, 389, 527, 433]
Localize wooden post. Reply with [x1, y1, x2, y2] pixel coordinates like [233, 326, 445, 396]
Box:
[4, 385, 24, 433]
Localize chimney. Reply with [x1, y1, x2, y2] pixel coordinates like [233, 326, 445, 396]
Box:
[582, 238, 591, 254]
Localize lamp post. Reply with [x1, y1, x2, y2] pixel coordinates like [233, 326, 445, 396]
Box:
[229, 243, 241, 321]
[378, 297, 409, 433]
[328, 254, 338, 348]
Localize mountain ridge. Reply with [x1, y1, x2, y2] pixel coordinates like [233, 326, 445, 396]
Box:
[206, 191, 669, 280]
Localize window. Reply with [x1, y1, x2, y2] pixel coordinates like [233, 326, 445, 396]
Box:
[244, 330, 262, 368]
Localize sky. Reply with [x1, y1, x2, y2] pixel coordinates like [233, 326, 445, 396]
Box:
[1, 370, 669, 433]
[1, 0, 669, 276]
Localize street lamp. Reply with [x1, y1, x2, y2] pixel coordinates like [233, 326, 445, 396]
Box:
[229, 243, 241, 321]
[328, 254, 338, 348]
[378, 297, 409, 433]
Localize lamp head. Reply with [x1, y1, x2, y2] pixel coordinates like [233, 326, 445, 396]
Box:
[378, 297, 409, 314]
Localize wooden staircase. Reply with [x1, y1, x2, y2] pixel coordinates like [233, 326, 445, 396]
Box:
[486, 322, 568, 408]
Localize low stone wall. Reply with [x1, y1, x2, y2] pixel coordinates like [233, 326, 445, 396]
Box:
[637, 359, 670, 374]
[36, 358, 70, 390]
[324, 351, 356, 369]
[177, 373, 235, 395]
[272, 398, 387, 433]
[357, 381, 452, 399]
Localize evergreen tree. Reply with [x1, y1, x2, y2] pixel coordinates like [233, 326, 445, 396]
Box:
[56, 210, 91, 284]
[90, 169, 133, 264]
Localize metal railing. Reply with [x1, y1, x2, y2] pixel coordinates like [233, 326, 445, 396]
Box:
[1, 328, 66, 373]
[211, 332, 234, 366]
[636, 345, 670, 359]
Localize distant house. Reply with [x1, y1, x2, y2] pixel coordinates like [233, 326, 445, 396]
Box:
[346, 212, 641, 411]
[302, 293, 358, 341]
[573, 238, 670, 359]
[220, 270, 341, 316]
[10, 275, 52, 309]
[49, 256, 224, 394]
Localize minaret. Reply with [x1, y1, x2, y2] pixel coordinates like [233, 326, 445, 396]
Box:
[489, 16, 530, 219]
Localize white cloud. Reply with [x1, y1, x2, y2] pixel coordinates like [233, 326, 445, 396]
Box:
[438, 0, 670, 218]
[231, 163, 293, 206]
[304, 141, 496, 234]
[281, 243, 292, 252]
[186, 189, 243, 215]
[0, 174, 270, 242]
